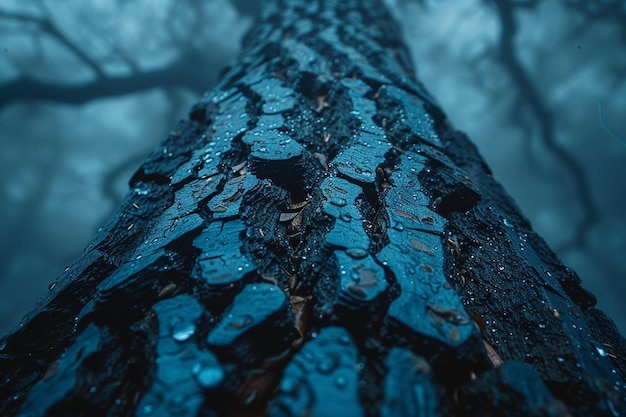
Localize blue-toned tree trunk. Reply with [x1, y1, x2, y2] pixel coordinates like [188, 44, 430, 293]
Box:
[1, 1, 624, 416]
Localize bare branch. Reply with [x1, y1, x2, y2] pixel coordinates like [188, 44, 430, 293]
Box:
[0, 51, 227, 108]
[0, 9, 105, 78]
[492, 0, 598, 253]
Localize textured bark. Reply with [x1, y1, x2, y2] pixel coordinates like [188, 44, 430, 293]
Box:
[1, 1, 624, 416]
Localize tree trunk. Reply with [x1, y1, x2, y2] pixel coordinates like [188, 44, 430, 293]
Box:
[1, 1, 624, 416]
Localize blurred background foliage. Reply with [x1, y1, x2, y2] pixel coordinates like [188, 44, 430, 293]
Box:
[0, 0, 624, 336]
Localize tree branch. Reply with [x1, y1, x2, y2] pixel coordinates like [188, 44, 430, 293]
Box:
[492, 0, 598, 253]
[0, 52, 223, 108]
[0, 9, 105, 78]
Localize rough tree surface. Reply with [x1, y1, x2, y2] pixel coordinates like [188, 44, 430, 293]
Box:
[1, 1, 624, 416]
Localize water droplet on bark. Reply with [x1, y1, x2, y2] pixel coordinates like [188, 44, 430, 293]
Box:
[392, 222, 404, 231]
[334, 374, 348, 388]
[171, 322, 196, 342]
[192, 362, 224, 389]
[317, 357, 337, 374]
[340, 212, 352, 222]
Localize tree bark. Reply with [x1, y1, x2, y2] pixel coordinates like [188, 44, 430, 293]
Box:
[1, 0, 624, 416]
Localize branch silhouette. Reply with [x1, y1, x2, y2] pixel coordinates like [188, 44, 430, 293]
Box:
[0, 5, 236, 109]
[0, 53, 214, 108]
[492, 0, 598, 253]
[0, 8, 105, 78]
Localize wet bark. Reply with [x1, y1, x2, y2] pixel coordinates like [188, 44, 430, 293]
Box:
[1, 1, 624, 416]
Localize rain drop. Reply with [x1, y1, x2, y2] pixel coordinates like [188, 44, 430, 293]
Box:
[192, 362, 224, 389]
[334, 374, 348, 388]
[596, 346, 608, 357]
[340, 212, 352, 222]
[171, 322, 196, 342]
[142, 404, 154, 415]
[330, 197, 347, 207]
[392, 222, 404, 231]
[316, 357, 337, 374]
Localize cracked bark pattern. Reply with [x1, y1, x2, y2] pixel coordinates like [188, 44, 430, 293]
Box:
[0, 1, 624, 416]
